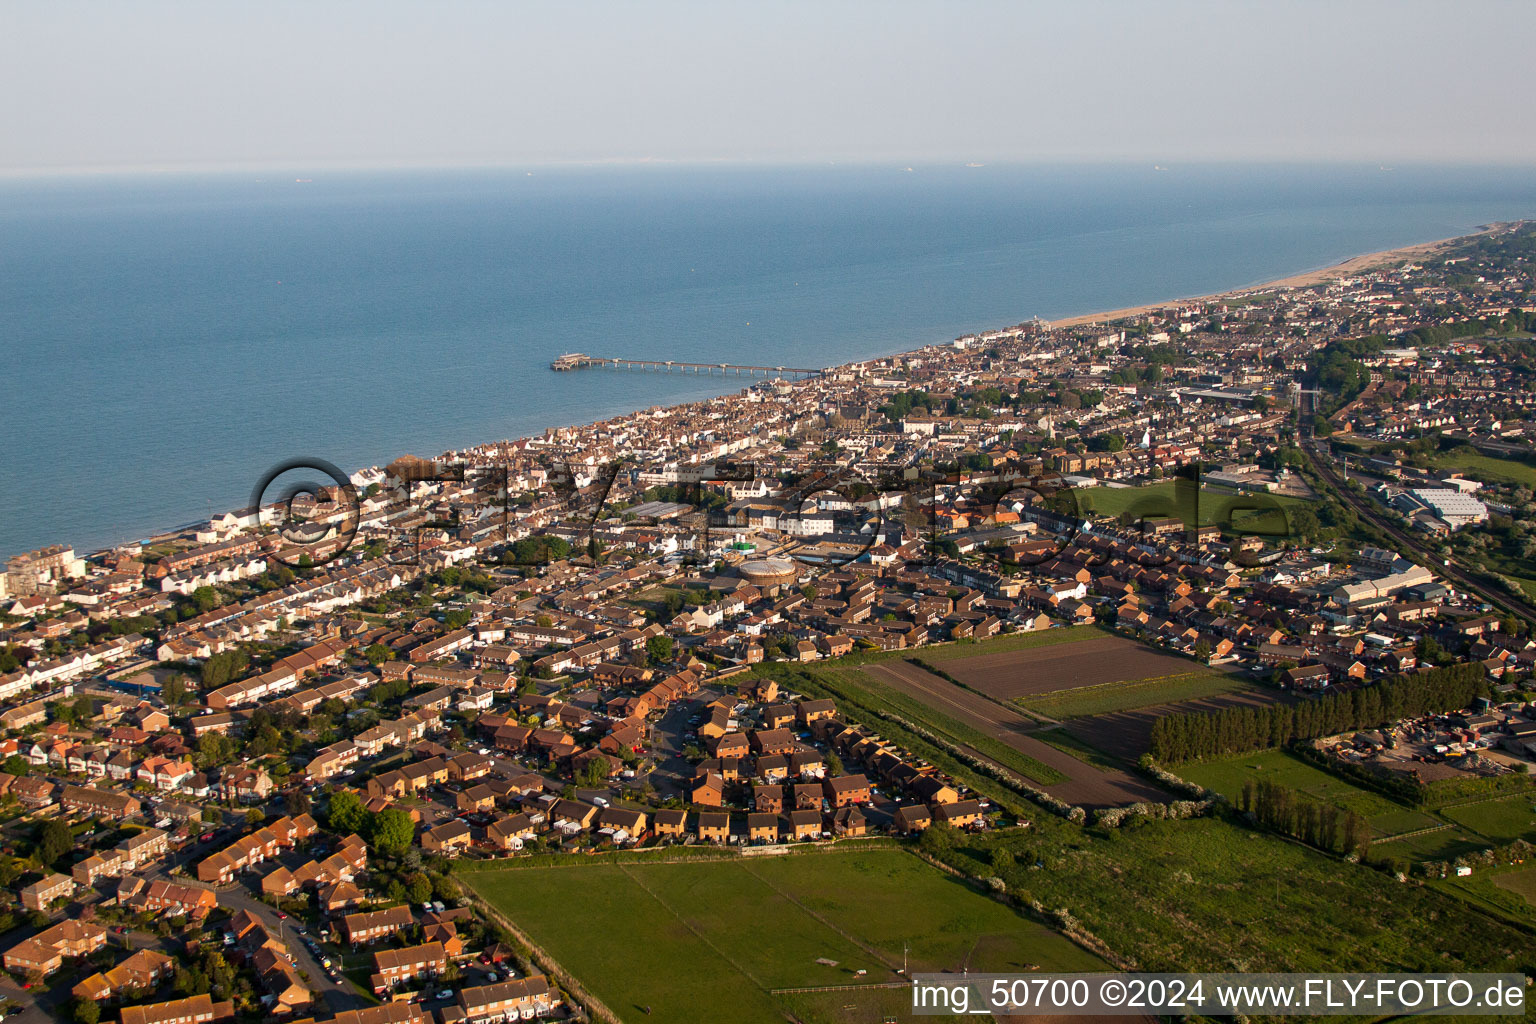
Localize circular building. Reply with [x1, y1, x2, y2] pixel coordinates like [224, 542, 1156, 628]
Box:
[738, 557, 799, 588]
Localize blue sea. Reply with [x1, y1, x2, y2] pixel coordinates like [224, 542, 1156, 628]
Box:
[3, 163, 1535, 559]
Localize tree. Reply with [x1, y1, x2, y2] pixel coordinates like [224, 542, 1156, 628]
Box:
[37, 819, 73, 867]
[72, 997, 100, 1024]
[919, 822, 958, 857]
[645, 635, 674, 666]
[196, 732, 235, 769]
[405, 872, 434, 905]
[369, 808, 415, 856]
[245, 809, 265, 826]
[327, 790, 368, 835]
[364, 644, 392, 667]
[2, 754, 29, 777]
[163, 674, 188, 706]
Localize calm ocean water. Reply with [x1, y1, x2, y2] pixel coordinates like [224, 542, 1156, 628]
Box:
[3, 163, 1535, 559]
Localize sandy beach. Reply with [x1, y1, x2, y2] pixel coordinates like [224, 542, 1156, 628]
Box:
[1045, 225, 1504, 329]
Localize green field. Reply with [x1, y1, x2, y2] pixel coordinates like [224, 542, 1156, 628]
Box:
[460, 849, 1103, 1024]
[1176, 750, 1436, 837]
[1493, 866, 1536, 906]
[1427, 450, 1536, 489]
[1377, 824, 1491, 863]
[1434, 864, 1536, 922]
[1034, 727, 1125, 770]
[1440, 794, 1536, 843]
[917, 624, 1107, 662]
[1016, 670, 1260, 720]
[949, 815, 1531, 976]
[1072, 482, 1303, 534]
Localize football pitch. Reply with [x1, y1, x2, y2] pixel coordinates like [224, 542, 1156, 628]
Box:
[459, 848, 1104, 1024]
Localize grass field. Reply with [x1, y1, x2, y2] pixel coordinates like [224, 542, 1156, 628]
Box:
[460, 849, 1104, 1024]
[1378, 825, 1491, 863]
[1434, 864, 1536, 922]
[1072, 482, 1303, 534]
[955, 815, 1531, 976]
[1016, 670, 1260, 720]
[1439, 793, 1536, 843]
[1427, 450, 1536, 489]
[1175, 750, 1437, 837]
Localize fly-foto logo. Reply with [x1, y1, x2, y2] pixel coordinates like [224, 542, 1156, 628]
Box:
[248, 454, 1303, 571]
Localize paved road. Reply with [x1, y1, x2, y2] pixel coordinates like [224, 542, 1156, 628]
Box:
[216, 885, 368, 1015]
[643, 698, 702, 799]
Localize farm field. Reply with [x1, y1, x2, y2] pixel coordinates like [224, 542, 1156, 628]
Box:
[937, 632, 1199, 699]
[1062, 689, 1288, 764]
[460, 849, 1104, 1024]
[916, 624, 1107, 662]
[809, 663, 1068, 786]
[1439, 793, 1536, 843]
[1016, 670, 1260, 720]
[1493, 866, 1536, 906]
[856, 660, 1168, 808]
[1033, 727, 1124, 772]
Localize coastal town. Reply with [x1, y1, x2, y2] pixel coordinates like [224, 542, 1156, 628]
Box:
[1, 223, 1535, 1024]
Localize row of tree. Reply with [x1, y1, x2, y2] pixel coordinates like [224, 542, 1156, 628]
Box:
[1238, 779, 1371, 858]
[1149, 663, 1488, 764]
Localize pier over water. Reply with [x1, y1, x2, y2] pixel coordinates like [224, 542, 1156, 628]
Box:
[551, 353, 822, 378]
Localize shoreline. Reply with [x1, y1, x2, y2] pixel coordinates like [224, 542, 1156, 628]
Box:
[19, 223, 1513, 565]
[1043, 226, 1503, 329]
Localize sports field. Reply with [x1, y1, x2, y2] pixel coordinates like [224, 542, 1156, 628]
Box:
[460, 849, 1104, 1024]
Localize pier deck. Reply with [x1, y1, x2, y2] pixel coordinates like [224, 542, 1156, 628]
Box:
[551, 353, 821, 377]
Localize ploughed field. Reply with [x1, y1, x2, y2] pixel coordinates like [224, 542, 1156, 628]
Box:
[933, 633, 1199, 699]
[460, 848, 1105, 1024]
[1062, 689, 1289, 764]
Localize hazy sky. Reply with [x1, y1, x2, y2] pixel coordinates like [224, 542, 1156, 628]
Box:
[4, 0, 1533, 173]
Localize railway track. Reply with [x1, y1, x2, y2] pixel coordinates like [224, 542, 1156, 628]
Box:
[1302, 441, 1536, 628]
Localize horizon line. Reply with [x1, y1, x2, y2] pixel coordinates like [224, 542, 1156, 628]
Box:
[5, 155, 1536, 181]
